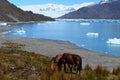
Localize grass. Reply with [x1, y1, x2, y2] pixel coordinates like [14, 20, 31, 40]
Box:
[0, 41, 49, 80]
[0, 41, 120, 80]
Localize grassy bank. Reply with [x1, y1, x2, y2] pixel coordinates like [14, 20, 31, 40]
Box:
[0, 41, 50, 80]
[0, 41, 120, 80]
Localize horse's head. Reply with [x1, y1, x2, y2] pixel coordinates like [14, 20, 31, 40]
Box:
[50, 54, 63, 71]
[50, 57, 55, 71]
[57, 58, 64, 71]
[54, 54, 62, 63]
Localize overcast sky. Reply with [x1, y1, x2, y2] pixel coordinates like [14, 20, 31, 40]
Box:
[8, 0, 100, 6]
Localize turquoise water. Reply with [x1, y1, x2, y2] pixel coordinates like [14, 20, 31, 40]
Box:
[5, 19, 120, 56]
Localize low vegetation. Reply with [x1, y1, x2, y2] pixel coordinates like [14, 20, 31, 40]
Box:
[0, 41, 120, 80]
[0, 41, 49, 80]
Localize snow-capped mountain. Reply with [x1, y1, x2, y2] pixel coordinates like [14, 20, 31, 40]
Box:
[59, 0, 120, 19]
[99, 0, 118, 4]
[37, 4, 76, 11]
[19, 2, 95, 18]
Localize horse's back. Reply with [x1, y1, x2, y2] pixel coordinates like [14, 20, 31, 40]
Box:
[62, 53, 74, 62]
[73, 54, 82, 61]
[63, 52, 82, 72]
[63, 52, 81, 60]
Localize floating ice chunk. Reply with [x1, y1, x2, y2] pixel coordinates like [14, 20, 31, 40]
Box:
[46, 21, 58, 23]
[14, 28, 26, 35]
[0, 22, 7, 26]
[81, 44, 85, 47]
[86, 32, 99, 37]
[107, 38, 120, 45]
[80, 22, 90, 26]
[2, 31, 11, 34]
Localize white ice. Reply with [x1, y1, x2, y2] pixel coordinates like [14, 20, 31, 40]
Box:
[107, 38, 120, 45]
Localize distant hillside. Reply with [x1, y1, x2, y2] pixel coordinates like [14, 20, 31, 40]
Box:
[59, 0, 120, 19]
[0, 0, 54, 22]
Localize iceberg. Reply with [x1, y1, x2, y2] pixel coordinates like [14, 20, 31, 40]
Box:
[13, 28, 26, 35]
[86, 32, 99, 37]
[81, 44, 85, 47]
[80, 22, 90, 26]
[2, 31, 11, 34]
[107, 38, 120, 45]
[0, 22, 7, 26]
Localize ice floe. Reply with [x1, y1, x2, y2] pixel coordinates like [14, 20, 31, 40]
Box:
[107, 38, 120, 45]
[81, 44, 85, 47]
[80, 22, 90, 26]
[13, 28, 26, 35]
[86, 32, 99, 37]
[0, 22, 7, 26]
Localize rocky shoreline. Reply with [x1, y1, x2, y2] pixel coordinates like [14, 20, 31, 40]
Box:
[0, 26, 120, 71]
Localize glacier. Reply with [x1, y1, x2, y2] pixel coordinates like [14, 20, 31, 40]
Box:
[19, 2, 95, 18]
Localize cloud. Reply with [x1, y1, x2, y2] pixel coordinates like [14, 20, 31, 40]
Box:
[72, 2, 95, 10]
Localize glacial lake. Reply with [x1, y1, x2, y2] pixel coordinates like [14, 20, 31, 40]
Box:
[5, 19, 120, 56]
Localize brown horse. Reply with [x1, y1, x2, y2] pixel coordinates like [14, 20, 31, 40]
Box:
[50, 54, 62, 71]
[57, 52, 82, 73]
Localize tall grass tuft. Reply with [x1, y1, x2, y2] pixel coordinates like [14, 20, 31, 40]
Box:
[112, 67, 120, 75]
[84, 64, 92, 71]
[94, 65, 110, 80]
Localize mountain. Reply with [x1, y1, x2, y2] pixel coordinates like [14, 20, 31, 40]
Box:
[59, 0, 120, 19]
[19, 3, 95, 18]
[0, 0, 54, 22]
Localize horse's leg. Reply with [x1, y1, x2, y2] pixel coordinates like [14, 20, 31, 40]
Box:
[77, 64, 82, 74]
[74, 64, 77, 71]
[64, 63, 66, 72]
[68, 64, 73, 73]
[71, 64, 74, 73]
[57, 61, 62, 71]
[76, 63, 82, 74]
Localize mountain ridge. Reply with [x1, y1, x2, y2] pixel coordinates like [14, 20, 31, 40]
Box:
[59, 0, 120, 19]
[0, 0, 54, 22]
